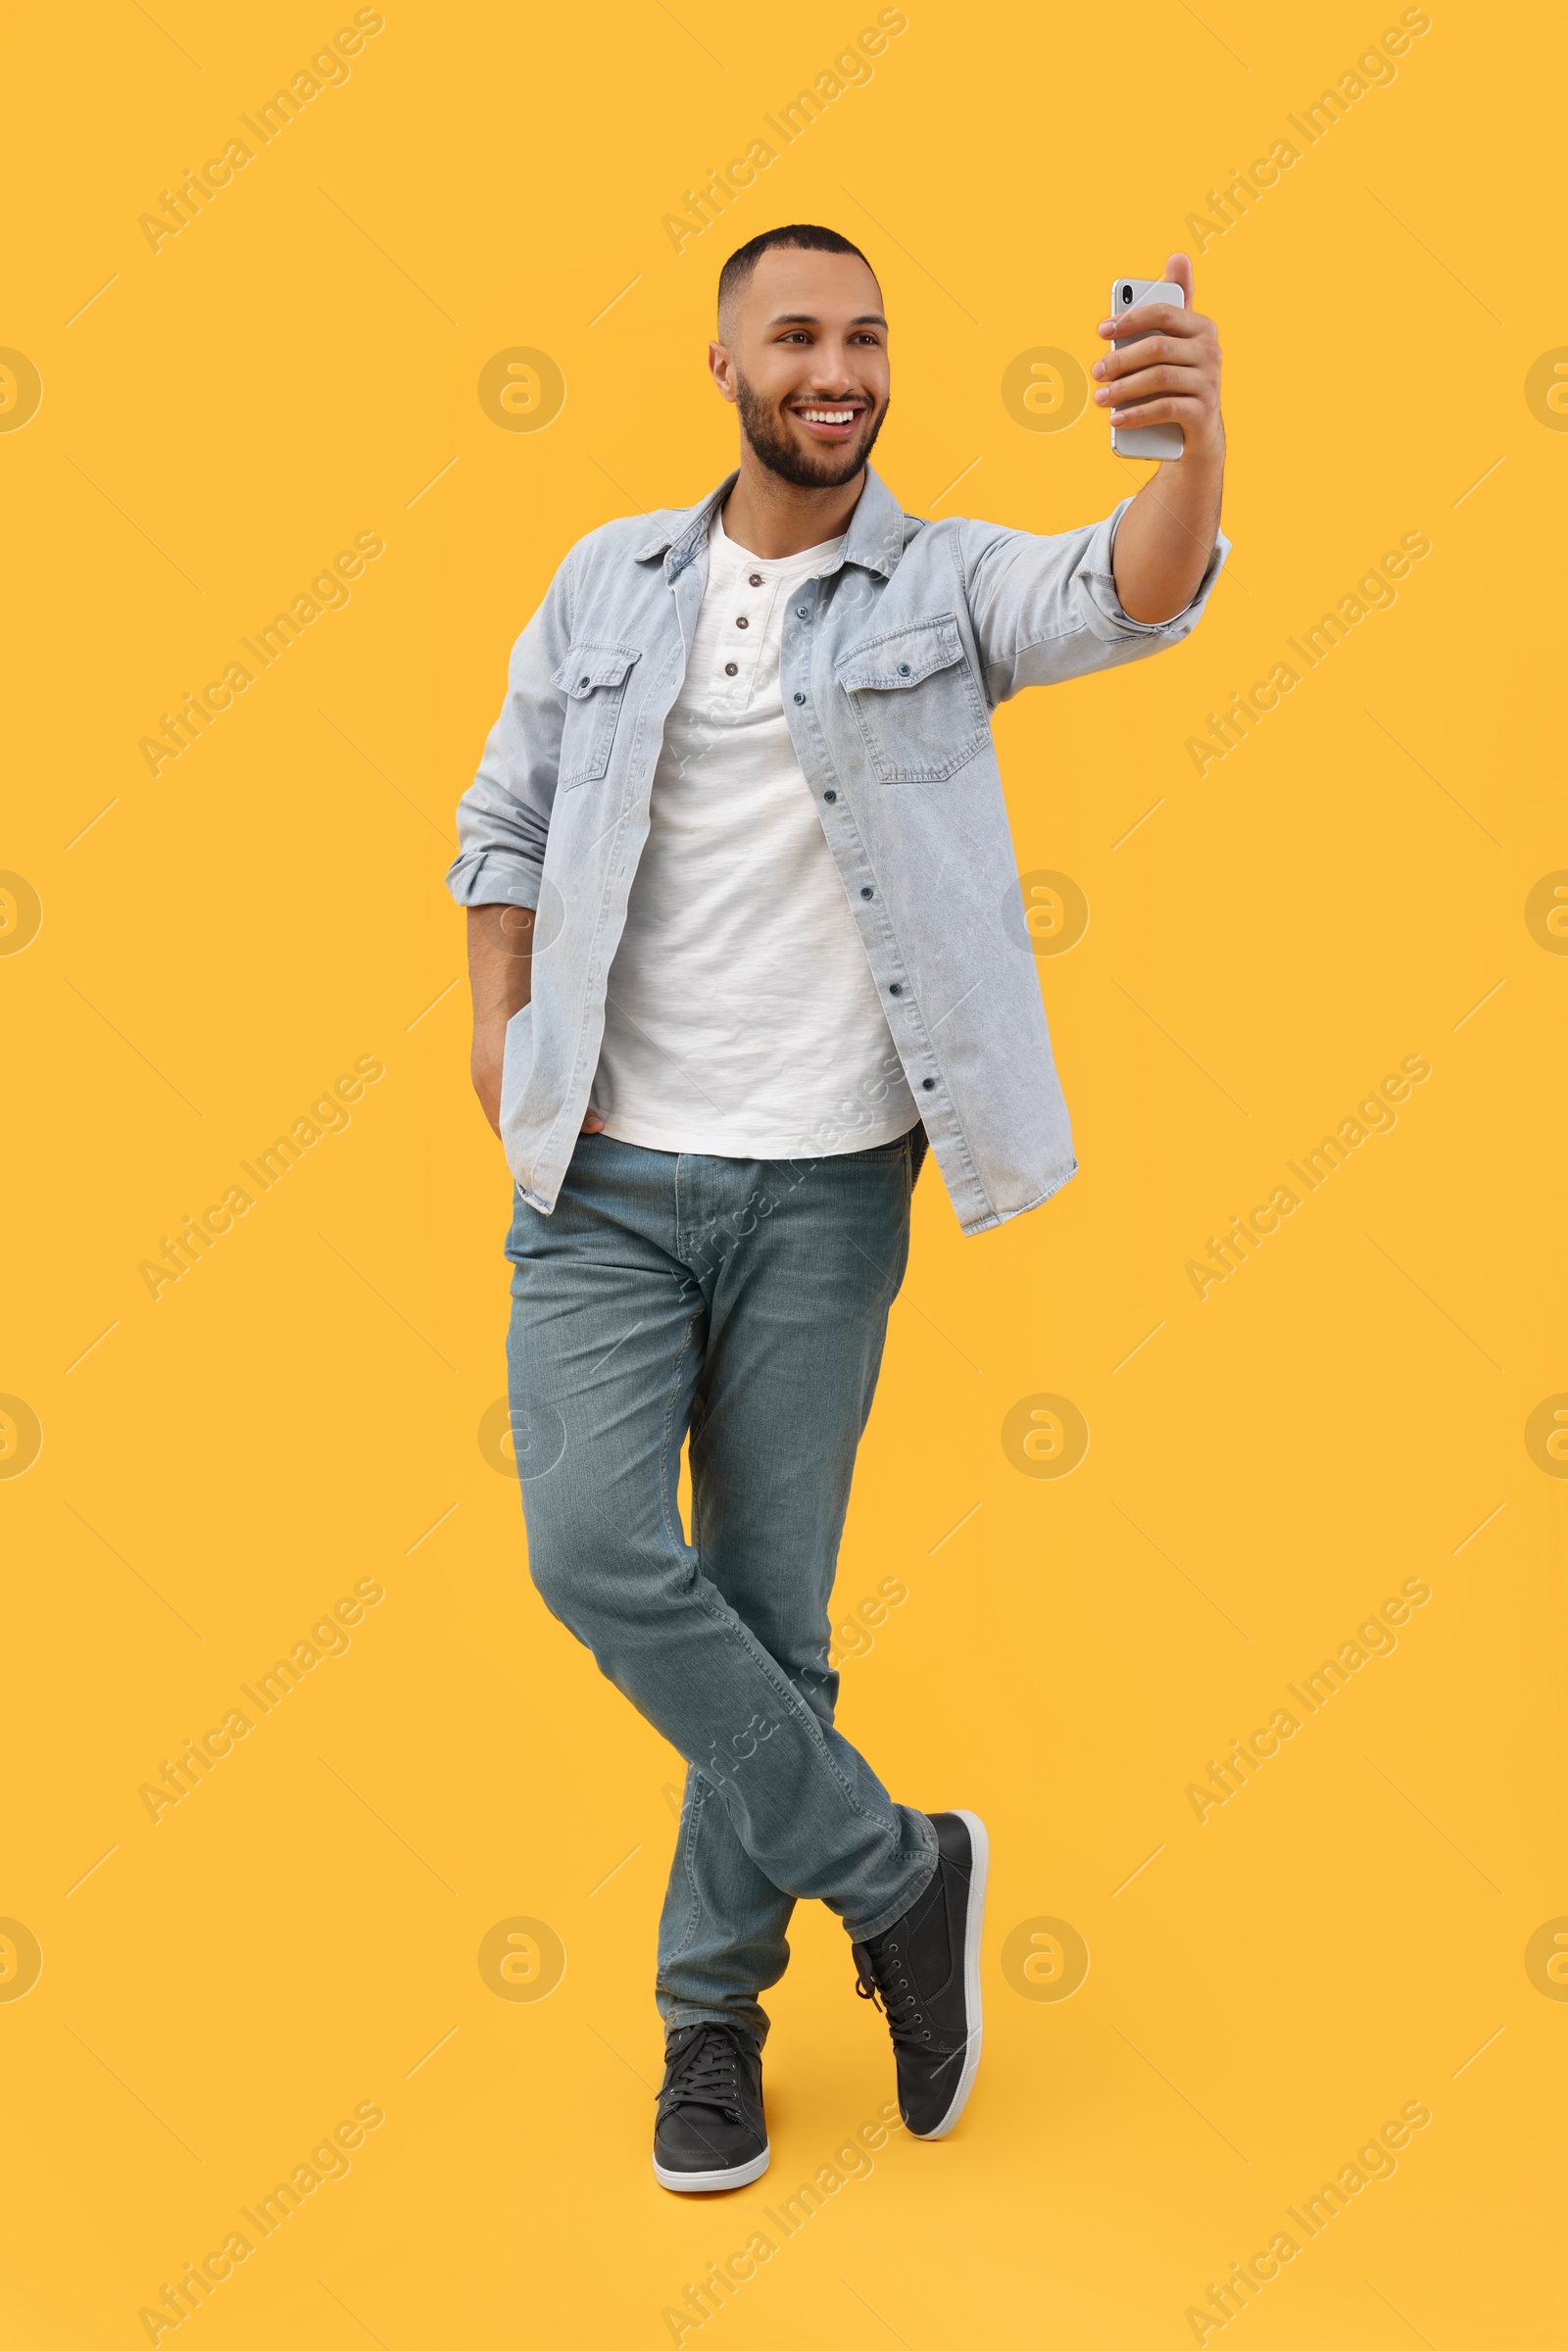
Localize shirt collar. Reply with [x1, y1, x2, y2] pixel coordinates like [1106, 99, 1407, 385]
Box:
[633, 465, 906, 582]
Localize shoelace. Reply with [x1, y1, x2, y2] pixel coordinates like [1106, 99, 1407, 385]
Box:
[657, 2025, 747, 2124]
[852, 1935, 930, 2051]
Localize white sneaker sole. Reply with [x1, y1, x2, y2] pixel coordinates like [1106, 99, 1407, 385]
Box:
[910, 1807, 988, 2140]
[653, 2141, 771, 2194]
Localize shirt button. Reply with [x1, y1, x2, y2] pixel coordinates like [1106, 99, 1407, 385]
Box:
[578, 675, 590, 688]
[898, 662, 912, 676]
[793, 692, 806, 705]
[889, 983, 902, 995]
[921, 1077, 935, 1091]
[724, 661, 738, 676]
[749, 572, 762, 587]
[822, 790, 837, 803]
[797, 604, 809, 617]
[736, 616, 749, 629]
[860, 886, 873, 900]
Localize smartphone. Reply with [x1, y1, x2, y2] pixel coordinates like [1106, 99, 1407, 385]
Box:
[1109, 277, 1184, 461]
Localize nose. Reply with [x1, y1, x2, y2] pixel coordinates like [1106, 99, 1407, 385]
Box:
[805, 343, 864, 393]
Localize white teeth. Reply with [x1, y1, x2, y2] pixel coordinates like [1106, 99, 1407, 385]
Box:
[800, 409, 856, 423]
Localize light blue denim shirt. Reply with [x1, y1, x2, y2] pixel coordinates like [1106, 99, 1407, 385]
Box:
[448, 465, 1227, 1236]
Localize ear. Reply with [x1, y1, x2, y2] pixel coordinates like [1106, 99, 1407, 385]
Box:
[1164, 252, 1195, 306]
[709, 339, 738, 404]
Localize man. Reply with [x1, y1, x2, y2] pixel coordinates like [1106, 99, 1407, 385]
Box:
[451, 224, 1226, 2191]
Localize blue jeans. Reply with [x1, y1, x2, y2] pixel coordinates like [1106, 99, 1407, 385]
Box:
[504, 1125, 940, 2044]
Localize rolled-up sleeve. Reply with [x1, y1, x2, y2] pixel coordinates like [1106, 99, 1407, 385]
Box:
[445, 551, 576, 910]
[960, 498, 1229, 707]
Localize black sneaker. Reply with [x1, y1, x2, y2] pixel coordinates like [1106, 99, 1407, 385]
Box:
[852, 1809, 988, 2138]
[652, 2021, 770, 2193]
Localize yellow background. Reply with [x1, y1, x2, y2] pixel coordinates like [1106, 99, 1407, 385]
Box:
[5, 0, 1564, 2342]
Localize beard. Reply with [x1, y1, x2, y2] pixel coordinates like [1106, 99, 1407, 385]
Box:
[732, 367, 889, 488]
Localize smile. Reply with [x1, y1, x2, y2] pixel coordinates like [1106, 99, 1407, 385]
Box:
[791, 405, 866, 438]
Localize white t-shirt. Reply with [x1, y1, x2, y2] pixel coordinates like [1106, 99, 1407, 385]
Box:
[590, 507, 919, 1158]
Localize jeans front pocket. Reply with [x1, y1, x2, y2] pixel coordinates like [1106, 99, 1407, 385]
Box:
[551, 642, 641, 787]
[834, 613, 989, 784]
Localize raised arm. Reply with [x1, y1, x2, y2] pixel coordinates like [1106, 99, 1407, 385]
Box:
[960, 254, 1227, 704]
[1094, 251, 1225, 623]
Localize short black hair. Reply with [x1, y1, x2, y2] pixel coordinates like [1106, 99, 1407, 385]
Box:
[717, 223, 878, 332]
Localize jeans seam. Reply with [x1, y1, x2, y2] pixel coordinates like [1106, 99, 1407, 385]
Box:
[689, 1584, 896, 1836]
[846, 1818, 941, 1941]
[656, 1298, 702, 1561]
[659, 1206, 890, 1880]
[666, 1775, 705, 1968]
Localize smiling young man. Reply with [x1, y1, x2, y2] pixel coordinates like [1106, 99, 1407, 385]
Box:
[451, 224, 1226, 2191]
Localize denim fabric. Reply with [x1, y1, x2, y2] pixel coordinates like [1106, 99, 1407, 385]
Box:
[451, 465, 1228, 1236]
[505, 1123, 940, 2042]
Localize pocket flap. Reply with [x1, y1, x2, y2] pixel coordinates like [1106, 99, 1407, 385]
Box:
[835, 615, 965, 694]
[552, 642, 642, 698]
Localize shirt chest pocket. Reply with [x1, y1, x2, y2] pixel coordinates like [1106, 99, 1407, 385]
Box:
[833, 614, 989, 784]
[551, 642, 641, 788]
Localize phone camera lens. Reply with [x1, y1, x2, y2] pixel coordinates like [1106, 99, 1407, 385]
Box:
[1121, 284, 1133, 303]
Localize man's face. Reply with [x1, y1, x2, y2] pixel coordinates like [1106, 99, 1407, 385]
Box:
[710, 247, 891, 489]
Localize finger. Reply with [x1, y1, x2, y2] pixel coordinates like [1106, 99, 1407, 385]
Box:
[1104, 395, 1205, 427]
[1094, 335, 1195, 381]
[580, 1107, 606, 1133]
[1094, 365, 1208, 407]
[1165, 252, 1195, 307]
[1099, 302, 1205, 342]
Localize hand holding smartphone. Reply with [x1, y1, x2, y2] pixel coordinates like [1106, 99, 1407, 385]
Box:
[1107, 277, 1185, 461]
